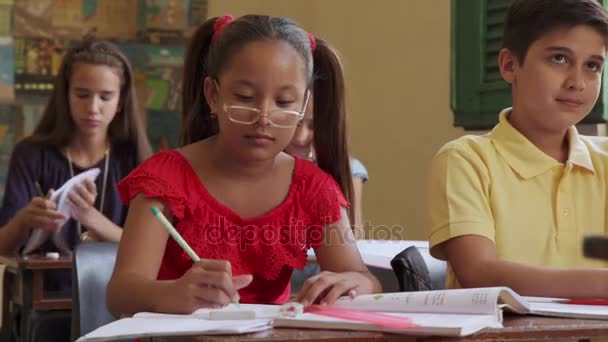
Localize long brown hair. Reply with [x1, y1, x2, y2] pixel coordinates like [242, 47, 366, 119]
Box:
[311, 38, 354, 225]
[25, 39, 152, 162]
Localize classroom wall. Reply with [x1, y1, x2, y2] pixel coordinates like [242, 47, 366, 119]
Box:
[207, 0, 465, 240]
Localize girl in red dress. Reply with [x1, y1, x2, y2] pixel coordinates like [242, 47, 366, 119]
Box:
[107, 14, 381, 316]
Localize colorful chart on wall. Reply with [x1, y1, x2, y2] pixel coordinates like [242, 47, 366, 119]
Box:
[147, 110, 180, 150]
[13, 37, 67, 96]
[13, 0, 138, 40]
[13, 0, 79, 38]
[145, 45, 183, 112]
[0, 105, 16, 201]
[0, 2, 13, 35]
[0, 37, 15, 102]
[84, 0, 138, 39]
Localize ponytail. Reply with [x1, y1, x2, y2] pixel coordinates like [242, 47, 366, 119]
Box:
[311, 38, 355, 227]
[181, 18, 217, 145]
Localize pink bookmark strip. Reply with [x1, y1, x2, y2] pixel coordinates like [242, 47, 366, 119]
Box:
[304, 305, 417, 329]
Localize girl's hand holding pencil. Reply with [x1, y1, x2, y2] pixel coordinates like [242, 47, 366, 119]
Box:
[15, 184, 67, 233]
[171, 260, 253, 312]
[150, 207, 253, 313]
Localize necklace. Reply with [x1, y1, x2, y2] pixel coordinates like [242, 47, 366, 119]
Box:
[66, 147, 110, 240]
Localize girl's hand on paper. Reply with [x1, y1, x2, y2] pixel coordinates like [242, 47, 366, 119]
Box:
[170, 259, 253, 313]
[66, 178, 98, 226]
[16, 190, 67, 232]
[296, 271, 372, 306]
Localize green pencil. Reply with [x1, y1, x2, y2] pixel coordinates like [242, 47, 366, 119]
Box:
[150, 206, 240, 304]
[151, 206, 200, 262]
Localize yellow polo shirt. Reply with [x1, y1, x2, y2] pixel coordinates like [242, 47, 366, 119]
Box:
[429, 108, 608, 289]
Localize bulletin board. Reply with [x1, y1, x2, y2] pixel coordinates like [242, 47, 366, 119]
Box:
[0, 0, 208, 199]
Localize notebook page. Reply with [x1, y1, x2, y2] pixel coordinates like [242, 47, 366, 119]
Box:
[529, 302, 608, 320]
[274, 312, 502, 337]
[76, 317, 272, 342]
[135, 303, 282, 320]
[333, 287, 508, 316]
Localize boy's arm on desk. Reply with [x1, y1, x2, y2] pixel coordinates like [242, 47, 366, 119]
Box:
[443, 235, 608, 299]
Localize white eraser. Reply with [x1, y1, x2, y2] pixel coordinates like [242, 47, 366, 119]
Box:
[209, 310, 257, 320]
[45, 252, 60, 260]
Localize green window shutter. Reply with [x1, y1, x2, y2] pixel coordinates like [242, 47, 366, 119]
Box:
[595, 0, 608, 124]
[451, 0, 511, 130]
[452, 0, 608, 130]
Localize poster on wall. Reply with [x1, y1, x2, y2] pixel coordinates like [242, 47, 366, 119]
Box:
[13, 0, 138, 40]
[0, 36, 15, 102]
[119, 42, 183, 151]
[145, 45, 182, 151]
[145, 45, 183, 112]
[13, 0, 81, 38]
[144, 0, 188, 31]
[0, 105, 16, 201]
[138, 0, 186, 43]
[14, 37, 67, 97]
[147, 110, 180, 151]
[83, 0, 138, 40]
[0, 1, 13, 35]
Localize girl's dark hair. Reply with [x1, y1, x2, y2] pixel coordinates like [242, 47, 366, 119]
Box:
[25, 39, 152, 162]
[181, 15, 313, 145]
[181, 15, 354, 226]
[311, 38, 354, 226]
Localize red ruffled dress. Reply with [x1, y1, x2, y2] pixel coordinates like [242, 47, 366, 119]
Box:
[118, 150, 348, 304]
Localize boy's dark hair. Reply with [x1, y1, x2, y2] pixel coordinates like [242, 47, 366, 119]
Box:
[503, 0, 608, 64]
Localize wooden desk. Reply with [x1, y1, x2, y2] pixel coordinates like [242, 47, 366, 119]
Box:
[420, 315, 608, 341]
[0, 254, 72, 341]
[150, 329, 389, 342]
[148, 316, 608, 342]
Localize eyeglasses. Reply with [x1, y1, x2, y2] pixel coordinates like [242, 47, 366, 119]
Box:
[217, 83, 310, 128]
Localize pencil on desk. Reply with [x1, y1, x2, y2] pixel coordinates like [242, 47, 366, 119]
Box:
[150, 206, 240, 304]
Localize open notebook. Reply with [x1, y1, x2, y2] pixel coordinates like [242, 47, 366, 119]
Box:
[77, 287, 608, 341]
[275, 288, 608, 336]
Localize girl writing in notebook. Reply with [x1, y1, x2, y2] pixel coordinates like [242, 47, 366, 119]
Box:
[0, 39, 152, 256]
[108, 14, 381, 316]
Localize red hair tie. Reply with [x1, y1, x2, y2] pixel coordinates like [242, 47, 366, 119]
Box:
[307, 33, 316, 53]
[212, 15, 234, 42]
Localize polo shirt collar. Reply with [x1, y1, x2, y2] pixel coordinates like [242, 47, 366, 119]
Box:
[490, 108, 595, 179]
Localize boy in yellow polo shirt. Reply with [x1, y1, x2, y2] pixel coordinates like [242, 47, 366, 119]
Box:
[429, 0, 608, 298]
